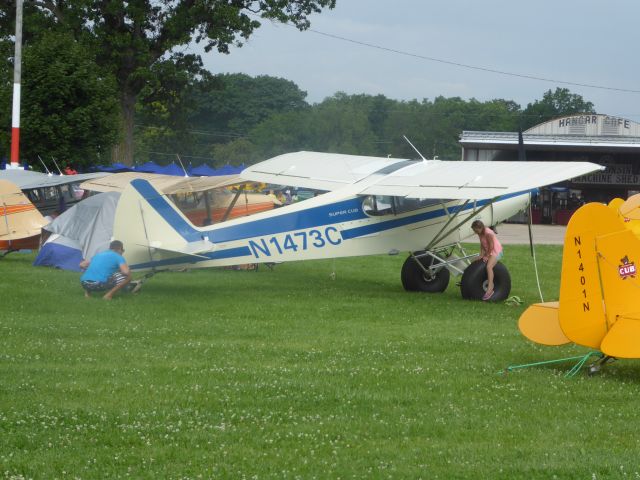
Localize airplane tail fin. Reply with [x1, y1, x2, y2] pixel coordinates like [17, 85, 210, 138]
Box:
[113, 179, 208, 270]
[0, 180, 46, 249]
[518, 202, 632, 351]
[555, 203, 621, 349]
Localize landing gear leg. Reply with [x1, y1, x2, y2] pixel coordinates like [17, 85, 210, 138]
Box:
[588, 355, 616, 375]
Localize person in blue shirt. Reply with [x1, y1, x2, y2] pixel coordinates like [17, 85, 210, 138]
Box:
[79, 240, 140, 300]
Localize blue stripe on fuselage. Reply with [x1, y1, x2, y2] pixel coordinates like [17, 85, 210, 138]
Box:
[131, 179, 533, 269]
[133, 179, 200, 240]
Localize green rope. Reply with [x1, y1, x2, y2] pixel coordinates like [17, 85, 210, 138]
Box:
[504, 295, 523, 306]
[503, 351, 604, 377]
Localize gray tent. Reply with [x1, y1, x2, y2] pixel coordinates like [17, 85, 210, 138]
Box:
[34, 192, 120, 270]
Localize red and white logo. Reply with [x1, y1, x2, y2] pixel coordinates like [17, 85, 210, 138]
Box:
[619, 255, 637, 279]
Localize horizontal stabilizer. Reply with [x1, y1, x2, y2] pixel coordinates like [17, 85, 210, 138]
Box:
[137, 239, 216, 259]
[519, 302, 571, 346]
[601, 314, 640, 358]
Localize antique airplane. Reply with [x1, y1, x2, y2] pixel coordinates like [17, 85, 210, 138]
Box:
[0, 179, 47, 253]
[112, 151, 602, 300]
[518, 193, 640, 369]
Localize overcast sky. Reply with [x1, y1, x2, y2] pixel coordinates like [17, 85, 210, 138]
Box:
[194, 1, 640, 121]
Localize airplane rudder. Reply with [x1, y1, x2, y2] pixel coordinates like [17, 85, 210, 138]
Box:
[115, 179, 195, 244]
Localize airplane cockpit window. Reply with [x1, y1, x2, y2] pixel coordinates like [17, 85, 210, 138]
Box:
[363, 195, 447, 216]
[362, 195, 394, 216]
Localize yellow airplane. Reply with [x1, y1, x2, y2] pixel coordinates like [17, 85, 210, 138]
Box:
[0, 179, 47, 254]
[519, 194, 640, 370]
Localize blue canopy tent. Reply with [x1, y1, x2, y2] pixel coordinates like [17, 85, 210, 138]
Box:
[95, 162, 132, 173]
[134, 161, 163, 173]
[158, 162, 188, 176]
[215, 164, 243, 176]
[190, 164, 218, 176]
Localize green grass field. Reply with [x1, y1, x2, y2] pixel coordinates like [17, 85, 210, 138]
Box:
[2, 246, 640, 479]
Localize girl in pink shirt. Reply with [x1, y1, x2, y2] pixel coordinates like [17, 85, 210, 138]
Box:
[471, 220, 503, 300]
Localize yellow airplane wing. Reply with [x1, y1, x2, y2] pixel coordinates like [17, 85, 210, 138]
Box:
[608, 197, 625, 214]
[620, 193, 640, 220]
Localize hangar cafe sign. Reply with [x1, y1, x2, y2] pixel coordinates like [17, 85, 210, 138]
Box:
[527, 114, 640, 137]
[558, 115, 630, 130]
[572, 163, 639, 185]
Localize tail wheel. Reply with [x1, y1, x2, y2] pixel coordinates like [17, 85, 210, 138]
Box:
[401, 254, 450, 293]
[460, 261, 511, 301]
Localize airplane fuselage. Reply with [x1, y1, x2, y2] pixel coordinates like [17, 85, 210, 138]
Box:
[115, 177, 530, 272]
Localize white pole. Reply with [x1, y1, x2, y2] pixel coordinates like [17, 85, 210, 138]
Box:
[10, 0, 23, 168]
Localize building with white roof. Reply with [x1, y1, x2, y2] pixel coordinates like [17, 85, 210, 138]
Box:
[460, 114, 640, 223]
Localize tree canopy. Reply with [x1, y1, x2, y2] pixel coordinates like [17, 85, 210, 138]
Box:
[0, 0, 337, 164]
[0, 30, 119, 170]
[150, 84, 595, 166]
[521, 88, 595, 130]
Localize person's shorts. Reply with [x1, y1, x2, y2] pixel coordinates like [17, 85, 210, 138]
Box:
[495, 251, 504, 261]
[81, 272, 128, 292]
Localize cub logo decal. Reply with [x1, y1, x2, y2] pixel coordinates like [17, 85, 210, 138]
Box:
[618, 255, 637, 280]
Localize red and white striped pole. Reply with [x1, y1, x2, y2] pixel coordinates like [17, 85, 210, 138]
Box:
[10, 0, 23, 169]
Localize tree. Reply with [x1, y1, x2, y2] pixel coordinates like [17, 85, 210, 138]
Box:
[248, 94, 377, 159]
[212, 137, 256, 165]
[134, 57, 211, 163]
[134, 72, 310, 164]
[189, 73, 309, 135]
[0, 31, 119, 169]
[522, 88, 595, 129]
[0, 1, 336, 165]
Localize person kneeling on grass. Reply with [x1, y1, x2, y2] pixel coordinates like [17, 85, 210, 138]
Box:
[471, 220, 503, 301]
[79, 240, 141, 300]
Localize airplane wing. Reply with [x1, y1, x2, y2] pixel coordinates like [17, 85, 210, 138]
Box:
[163, 175, 242, 194]
[241, 151, 603, 200]
[358, 160, 604, 200]
[241, 151, 405, 191]
[81, 172, 189, 193]
[80, 171, 243, 194]
[0, 169, 109, 190]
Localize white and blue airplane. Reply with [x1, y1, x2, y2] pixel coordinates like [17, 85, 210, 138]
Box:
[113, 151, 602, 300]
